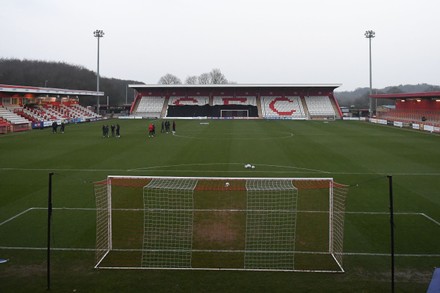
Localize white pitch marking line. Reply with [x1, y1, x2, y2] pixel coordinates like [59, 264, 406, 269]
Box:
[0, 246, 438, 258]
[420, 213, 440, 226]
[0, 207, 34, 227]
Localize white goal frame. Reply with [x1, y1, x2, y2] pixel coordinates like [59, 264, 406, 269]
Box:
[94, 176, 347, 273]
[220, 109, 249, 118]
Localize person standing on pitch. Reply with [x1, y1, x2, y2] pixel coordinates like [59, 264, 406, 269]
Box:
[148, 123, 154, 138]
[52, 121, 57, 134]
[60, 121, 65, 133]
[165, 120, 170, 133]
[116, 124, 120, 138]
[161, 120, 165, 133]
[172, 120, 176, 135]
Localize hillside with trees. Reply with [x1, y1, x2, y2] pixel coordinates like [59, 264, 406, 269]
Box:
[335, 83, 440, 108]
[0, 58, 143, 106]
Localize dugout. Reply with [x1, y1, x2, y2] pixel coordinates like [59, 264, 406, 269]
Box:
[129, 84, 343, 120]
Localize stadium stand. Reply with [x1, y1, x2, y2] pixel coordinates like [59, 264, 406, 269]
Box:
[379, 109, 440, 125]
[135, 96, 165, 118]
[0, 84, 103, 133]
[0, 106, 31, 132]
[66, 104, 101, 119]
[261, 96, 306, 119]
[305, 96, 336, 118]
[0, 106, 31, 125]
[0, 117, 10, 134]
[169, 96, 209, 106]
[128, 84, 343, 120]
[213, 96, 257, 106]
[372, 93, 440, 128]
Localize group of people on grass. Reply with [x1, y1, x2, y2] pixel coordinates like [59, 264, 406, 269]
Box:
[102, 124, 121, 138]
[148, 120, 176, 138]
[52, 121, 65, 134]
[99, 120, 176, 139]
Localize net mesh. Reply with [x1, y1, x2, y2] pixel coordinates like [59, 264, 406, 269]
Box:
[94, 180, 110, 266]
[244, 179, 298, 270]
[141, 178, 197, 268]
[331, 182, 349, 267]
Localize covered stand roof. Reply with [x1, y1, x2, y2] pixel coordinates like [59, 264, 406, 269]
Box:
[130, 83, 340, 91]
[129, 83, 341, 97]
[371, 92, 440, 100]
[0, 84, 104, 97]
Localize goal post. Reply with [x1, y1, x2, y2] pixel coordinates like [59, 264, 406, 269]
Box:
[94, 176, 348, 272]
[220, 109, 249, 118]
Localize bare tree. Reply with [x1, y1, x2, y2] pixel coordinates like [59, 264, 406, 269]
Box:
[198, 73, 211, 85]
[158, 73, 182, 85]
[209, 68, 228, 84]
[185, 75, 198, 85]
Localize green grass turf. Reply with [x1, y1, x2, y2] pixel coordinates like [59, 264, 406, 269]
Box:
[0, 119, 439, 292]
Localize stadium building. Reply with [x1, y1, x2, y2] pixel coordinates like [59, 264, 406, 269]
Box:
[0, 84, 103, 134]
[371, 91, 440, 133]
[128, 84, 343, 120]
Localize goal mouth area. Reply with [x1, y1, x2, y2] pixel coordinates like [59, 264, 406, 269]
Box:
[94, 176, 348, 273]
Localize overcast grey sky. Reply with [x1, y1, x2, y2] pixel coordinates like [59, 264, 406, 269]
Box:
[1, 0, 439, 91]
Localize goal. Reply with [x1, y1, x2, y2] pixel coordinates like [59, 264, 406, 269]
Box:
[94, 176, 348, 272]
[220, 109, 249, 118]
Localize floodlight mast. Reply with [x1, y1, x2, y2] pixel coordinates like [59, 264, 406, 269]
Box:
[365, 30, 375, 117]
[94, 29, 104, 115]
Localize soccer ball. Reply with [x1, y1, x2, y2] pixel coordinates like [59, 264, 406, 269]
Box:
[225, 182, 230, 187]
[251, 165, 255, 169]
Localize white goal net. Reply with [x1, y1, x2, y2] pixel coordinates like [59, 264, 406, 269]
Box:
[94, 176, 348, 272]
[220, 109, 249, 118]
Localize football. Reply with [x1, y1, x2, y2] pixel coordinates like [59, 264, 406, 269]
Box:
[225, 182, 230, 187]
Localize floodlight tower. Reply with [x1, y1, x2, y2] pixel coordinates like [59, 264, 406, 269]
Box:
[94, 29, 104, 114]
[365, 30, 375, 117]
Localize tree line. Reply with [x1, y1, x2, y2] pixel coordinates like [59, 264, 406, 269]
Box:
[158, 68, 232, 85]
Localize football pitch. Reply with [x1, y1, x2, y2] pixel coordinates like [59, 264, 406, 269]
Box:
[0, 119, 439, 292]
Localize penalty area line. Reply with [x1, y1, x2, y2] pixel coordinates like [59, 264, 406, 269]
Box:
[0, 208, 34, 227]
[0, 207, 97, 227]
[0, 246, 95, 252]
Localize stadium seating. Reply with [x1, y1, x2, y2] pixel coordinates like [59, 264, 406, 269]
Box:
[0, 106, 31, 125]
[169, 96, 209, 106]
[378, 109, 440, 125]
[305, 96, 336, 117]
[213, 96, 257, 106]
[65, 104, 101, 119]
[135, 96, 165, 118]
[261, 96, 306, 119]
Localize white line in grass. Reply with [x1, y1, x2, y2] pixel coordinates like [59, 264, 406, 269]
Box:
[0, 207, 98, 227]
[0, 246, 95, 251]
[173, 132, 294, 141]
[0, 208, 33, 227]
[420, 213, 440, 226]
[2, 165, 440, 176]
[343, 252, 440, 257]
[3, 207, 434, 217]
[0, 246, 439, 258]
